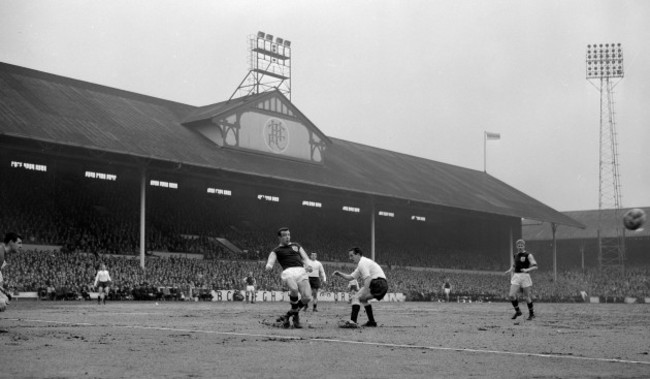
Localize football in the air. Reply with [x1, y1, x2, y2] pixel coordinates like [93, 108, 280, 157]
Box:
[623, 208, 646, 231]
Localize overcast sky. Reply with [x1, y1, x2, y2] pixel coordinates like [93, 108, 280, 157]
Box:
[1, 0, 648, 212]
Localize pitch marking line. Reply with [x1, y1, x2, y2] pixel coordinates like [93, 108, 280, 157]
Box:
[7, 318, 650, 366]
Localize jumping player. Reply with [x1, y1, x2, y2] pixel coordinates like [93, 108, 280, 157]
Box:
[265, 227, 314, 328]
[505, 239, 537, 320]
[333, 247, 388, 328]
[93, 263, 112, 305]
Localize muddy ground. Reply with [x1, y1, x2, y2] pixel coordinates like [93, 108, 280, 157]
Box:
[1, 301, 648, 378]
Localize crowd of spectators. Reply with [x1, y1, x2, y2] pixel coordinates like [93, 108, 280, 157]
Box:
[0, 168, 512, 270]
[1, 167, 648, 302]
[3, 249, 648, 302]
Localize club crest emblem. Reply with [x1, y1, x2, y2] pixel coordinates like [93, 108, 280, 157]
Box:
[264, 118, 289, 153]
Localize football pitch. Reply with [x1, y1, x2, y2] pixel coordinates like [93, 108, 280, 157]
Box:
[1, 301, 649, 379]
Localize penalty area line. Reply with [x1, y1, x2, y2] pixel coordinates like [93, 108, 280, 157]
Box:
[6, 318, 650, 366]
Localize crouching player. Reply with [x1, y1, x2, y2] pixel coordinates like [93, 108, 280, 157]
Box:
[333, 247, 388, 328]
[265, 227, 313, 328]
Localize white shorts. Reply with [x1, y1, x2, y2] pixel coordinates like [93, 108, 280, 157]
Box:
[246, 285, 255, 292]
[444, 288, 451, 295]
[511, 273, 533, 288]
[281, 267, 309, 285]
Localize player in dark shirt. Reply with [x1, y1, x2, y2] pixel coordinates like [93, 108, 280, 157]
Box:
[504, 239, 538, 320]
[265, 227, 314, 328]
[242, 272, 257, 303]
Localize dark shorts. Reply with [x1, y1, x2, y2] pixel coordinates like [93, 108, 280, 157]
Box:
[98, 281, 111, 289]
[369, 277, 388, 301]
[309, 277, 321, 290]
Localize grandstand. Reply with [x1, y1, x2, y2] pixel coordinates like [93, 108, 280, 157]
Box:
[0, 61, 581, 261]
[9, 61, 638, 302]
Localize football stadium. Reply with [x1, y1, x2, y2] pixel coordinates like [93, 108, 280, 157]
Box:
[2, 3, 650, 376]
[1, 59, 649, 378]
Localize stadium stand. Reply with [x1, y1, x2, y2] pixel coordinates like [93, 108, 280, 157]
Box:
[1, 62, 646, 305]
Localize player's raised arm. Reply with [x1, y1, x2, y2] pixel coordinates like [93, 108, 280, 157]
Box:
[333, 270, 354, 281]
[319, 264, 327, 283]
[265, 251, 277, 271]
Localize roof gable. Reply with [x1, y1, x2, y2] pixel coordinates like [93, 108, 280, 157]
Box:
[182, 90, 330, 164]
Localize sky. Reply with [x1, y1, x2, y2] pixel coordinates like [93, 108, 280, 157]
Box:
[0, 0, 648, 212]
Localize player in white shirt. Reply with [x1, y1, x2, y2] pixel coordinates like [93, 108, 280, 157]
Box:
[307, 252, 326, 312]
[333, 247, 388, 328]
[0, 232, 23, 313]
[93, 263, 112, 305]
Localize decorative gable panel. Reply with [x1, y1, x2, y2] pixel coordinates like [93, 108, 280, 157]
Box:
[187, 92, 328, 163]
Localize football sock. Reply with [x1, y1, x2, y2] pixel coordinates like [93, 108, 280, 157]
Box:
[511, 300, 519, 311]
[364, 305, 375, 323]
[290, 295, 300, 310]
[351, 304, 360, 322]
[527, 302, 534, 313]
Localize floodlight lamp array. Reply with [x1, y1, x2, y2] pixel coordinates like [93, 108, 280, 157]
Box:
[257, 31, 291, 47]
[586, 43, 623, 79]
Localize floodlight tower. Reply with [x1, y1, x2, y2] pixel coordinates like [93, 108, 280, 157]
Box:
[230, 31, 292, 100]
[585, 43, 625, 271]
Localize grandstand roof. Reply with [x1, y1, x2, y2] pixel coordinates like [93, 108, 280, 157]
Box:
[523, 207, 649, 240]
[0, 62, 583, 228]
